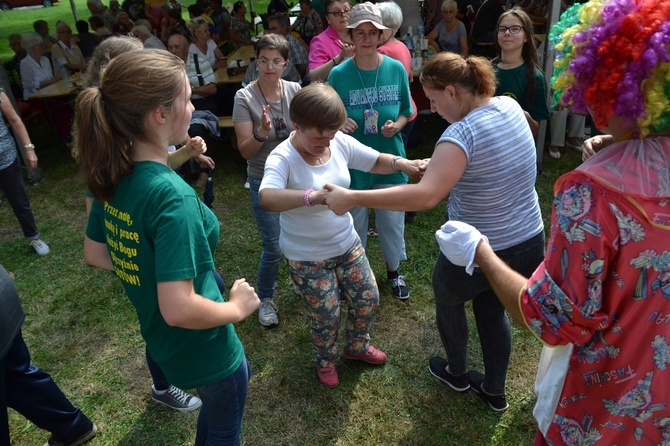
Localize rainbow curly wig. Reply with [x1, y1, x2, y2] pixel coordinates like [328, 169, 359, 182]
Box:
[549, 0, 670, 137]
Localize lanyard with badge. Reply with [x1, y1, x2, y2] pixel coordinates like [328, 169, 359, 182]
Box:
[257, 81, 290, 140]
[354, 57, 379, 135]
[356, 57, 380, 135]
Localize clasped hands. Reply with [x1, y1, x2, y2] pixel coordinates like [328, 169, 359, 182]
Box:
[321, 157, 429, 215]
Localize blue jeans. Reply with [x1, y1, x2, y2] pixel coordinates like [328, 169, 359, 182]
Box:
[432, 231, 545, 394]
[1, 329, 94, 445]
[248, 176, 282, 301]
[147, 270, 226, 390]
[194, 357, 251, 446]
[0, 157, 39, 240]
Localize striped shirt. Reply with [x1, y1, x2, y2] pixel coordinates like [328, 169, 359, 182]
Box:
[439, 95, 543, 250]
[185, 53, 215, 100]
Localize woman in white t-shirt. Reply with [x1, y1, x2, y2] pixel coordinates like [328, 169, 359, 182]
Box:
[188, 20, 227, 70]
[259, 83, 425, 388]
[19, 34, 61, 100]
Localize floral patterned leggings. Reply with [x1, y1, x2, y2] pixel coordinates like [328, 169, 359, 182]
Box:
[287, 242, 380, 368]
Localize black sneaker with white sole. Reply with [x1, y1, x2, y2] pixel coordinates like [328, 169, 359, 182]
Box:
[44, 423, 97, 446]
[467, 370, 509, 412]
[388, 275, 410, 300]
[428, 356, 470, 392]
[152, 385, 202, 412]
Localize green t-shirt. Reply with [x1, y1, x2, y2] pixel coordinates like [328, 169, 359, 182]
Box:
[328, 56, 412, 190]
[495, 63, 551, 122]
[86, 162, 243, 389]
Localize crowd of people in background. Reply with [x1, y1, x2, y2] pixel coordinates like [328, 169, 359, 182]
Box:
[2, 0, 670, 445]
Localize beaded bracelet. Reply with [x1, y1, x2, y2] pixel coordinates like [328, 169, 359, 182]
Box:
[304, 187, 315, 207]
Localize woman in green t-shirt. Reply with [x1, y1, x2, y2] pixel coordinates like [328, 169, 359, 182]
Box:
[492, 8, 550, 138]
[76, 49, 259, 446]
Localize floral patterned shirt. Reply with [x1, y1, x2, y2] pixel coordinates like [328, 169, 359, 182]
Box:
[230, 16, 251, 49]
[294, 8, 322, 44]
[520, 137, 670, 445]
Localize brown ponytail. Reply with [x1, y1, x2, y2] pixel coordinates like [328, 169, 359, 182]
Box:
[73, 49, 185, 201]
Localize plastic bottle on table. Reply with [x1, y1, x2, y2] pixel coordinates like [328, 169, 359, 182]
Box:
[59, 63, 72, 87]
[404, 26, 415, 57]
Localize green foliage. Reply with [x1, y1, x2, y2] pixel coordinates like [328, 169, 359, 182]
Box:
[0, 112, 582, 445]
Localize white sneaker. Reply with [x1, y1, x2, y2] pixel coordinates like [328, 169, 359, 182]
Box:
[258, 299, 279, 327]
[30, 239, 50, 255]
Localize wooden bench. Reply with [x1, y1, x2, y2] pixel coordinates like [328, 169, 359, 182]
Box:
[218, 116, 234, 128]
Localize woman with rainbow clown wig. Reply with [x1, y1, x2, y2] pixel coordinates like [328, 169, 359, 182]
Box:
[428, 0, 670, 444]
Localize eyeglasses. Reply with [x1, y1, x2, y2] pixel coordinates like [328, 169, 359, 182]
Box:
[258, 58, 287, 68]
[327, 8, 351, 17]
[497, 25, 523, 34]
[352, 29, 380, 39]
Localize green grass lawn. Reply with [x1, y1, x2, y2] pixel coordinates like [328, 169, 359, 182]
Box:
[0, 106, 584, 445]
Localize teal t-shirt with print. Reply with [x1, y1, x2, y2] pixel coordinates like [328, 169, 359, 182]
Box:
[495, 63, 550, 122]
[86, 161, 243, 389]
[329, 56, 412, 190]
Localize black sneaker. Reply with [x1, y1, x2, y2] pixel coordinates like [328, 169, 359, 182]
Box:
[152, 385, 202, 412]
[44, 423, 97, 446]
[388, 275, 410, 300]
[428, 357, 469, 392]
[467, 371, 509, 412]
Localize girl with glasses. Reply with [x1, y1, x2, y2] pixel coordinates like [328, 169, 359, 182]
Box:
[233, 34, 302, 328]
[493, 8, 549, 138]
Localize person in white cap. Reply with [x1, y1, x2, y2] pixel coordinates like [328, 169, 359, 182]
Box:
[328, 2, 415, 301]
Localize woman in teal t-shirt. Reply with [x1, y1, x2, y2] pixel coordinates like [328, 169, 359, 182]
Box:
[77, 50, 259, 446]
[492, 8, 549, 138]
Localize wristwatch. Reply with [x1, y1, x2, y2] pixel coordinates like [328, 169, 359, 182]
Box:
[23, 144, 35, 150]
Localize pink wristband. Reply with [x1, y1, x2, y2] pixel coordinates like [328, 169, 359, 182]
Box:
[304, 187, 315, 207]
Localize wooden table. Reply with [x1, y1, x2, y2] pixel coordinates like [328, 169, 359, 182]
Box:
[215, 68, 246, 84]
[28, 73, 83, 145]
[215, 45, 256, 84]
[28, 76, 81, 99]
[228, 45, 256, 64]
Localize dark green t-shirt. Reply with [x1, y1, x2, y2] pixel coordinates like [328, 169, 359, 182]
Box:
[495, 63, 551, 122]
[87, 162, 243, 389]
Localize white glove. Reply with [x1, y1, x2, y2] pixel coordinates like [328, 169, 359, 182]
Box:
[435, 221, 488, 275]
